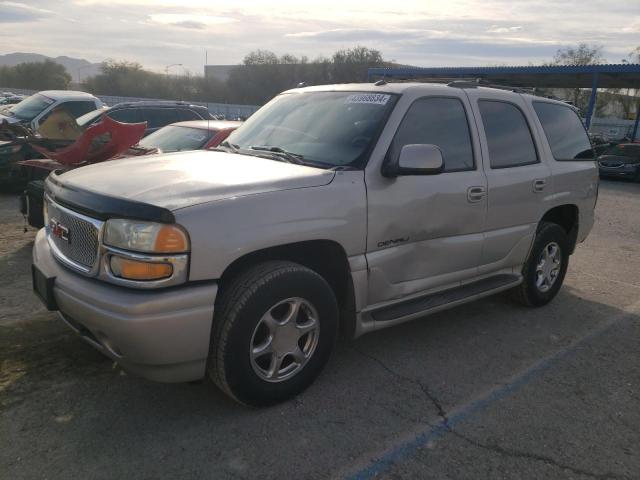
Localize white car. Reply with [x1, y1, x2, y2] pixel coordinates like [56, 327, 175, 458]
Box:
[0, 90, 102, 131]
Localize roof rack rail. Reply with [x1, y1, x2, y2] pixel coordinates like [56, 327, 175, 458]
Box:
[447, 78, 534, 94]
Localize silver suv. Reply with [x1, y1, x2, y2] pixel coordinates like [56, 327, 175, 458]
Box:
[32, 82, 598, 405]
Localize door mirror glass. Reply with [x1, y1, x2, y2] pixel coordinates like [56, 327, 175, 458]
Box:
[397, 144, 444, 175]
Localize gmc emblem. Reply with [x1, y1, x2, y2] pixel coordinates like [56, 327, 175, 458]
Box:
[49, 218, 70, 243]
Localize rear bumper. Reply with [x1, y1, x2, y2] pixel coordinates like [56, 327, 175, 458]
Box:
[32, 229, 218, 382]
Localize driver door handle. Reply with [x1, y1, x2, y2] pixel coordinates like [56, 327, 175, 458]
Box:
[467, 186, 486, 203]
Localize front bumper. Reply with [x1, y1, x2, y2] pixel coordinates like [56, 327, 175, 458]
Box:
[32, 229, 218, 382]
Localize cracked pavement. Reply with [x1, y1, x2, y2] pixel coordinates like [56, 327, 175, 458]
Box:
[1, 179, 640, 480]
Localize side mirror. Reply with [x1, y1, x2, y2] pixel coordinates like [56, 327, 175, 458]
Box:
[396, 144, 444, 175]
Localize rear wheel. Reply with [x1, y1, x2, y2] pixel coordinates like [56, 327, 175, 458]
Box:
[511, 222, 569, 307]
[209, 261, 338, 406]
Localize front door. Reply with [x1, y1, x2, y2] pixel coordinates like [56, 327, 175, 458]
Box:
[365, 94, 487, 305]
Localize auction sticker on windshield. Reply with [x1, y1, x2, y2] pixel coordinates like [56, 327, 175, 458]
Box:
[345, 94, 391, 105]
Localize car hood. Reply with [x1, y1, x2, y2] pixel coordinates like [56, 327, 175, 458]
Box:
[56, 150, 336, 210]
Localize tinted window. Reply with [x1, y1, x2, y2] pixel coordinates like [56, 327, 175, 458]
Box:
[177, 109, 202, 121]
[141, 108, 179, 128]
[479, 100, 538, 168]
[604, 144, 640, 158]
[64, 101, 97, 118]
[533, 102, 593, 160]
[108, 108, 140, 123]
[389, 97, 474, 172]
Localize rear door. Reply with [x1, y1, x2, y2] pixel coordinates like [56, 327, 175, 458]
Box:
[466, 89, 552, 273]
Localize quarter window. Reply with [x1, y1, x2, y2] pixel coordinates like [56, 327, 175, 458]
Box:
[479, 100, 538, 168]
[533, 102, 594, 160]
[389, 97, 475, 172]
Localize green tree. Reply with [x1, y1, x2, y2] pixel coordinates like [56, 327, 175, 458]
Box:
[552, 44, 605, 111]
[0, 60, 71, 90]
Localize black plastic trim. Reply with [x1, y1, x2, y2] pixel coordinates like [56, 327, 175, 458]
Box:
[45, 171, 175, 223]
[372, 274, 519, 322]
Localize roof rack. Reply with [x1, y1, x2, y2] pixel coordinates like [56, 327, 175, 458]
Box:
[447, 78, 534, 94]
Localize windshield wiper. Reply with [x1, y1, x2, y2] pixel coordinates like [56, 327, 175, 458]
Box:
[248, 146, 305, 164]
[213, 140, 240, 153]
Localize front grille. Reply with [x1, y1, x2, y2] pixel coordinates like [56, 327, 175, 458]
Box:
[47, 199, 101, 270]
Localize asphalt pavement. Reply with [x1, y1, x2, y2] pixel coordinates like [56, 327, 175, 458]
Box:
[1, 179, 639, 480]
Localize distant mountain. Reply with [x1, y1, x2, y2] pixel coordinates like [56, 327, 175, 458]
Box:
[0, 52, 101, 81]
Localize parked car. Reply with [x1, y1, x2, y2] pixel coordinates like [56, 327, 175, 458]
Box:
[32, 83, 598, 406]
[76, 101, 214, 136]
[0, 90, 102, 130]
[0, 95, 25, 105]
[21, 120, 240, 227]
[598, 143, 640, 181]
[0, 91, 103, 186]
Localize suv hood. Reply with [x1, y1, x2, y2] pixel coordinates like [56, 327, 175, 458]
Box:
[56, 150, 336, 210]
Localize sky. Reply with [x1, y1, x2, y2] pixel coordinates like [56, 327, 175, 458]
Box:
[0, 0, 638, 74]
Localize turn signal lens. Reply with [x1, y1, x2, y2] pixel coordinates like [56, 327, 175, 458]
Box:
[154, 225, 189, 253]
[110, 256, 173, 281]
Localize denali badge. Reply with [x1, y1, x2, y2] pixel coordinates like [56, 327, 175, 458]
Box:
[49, 218, 70, 243]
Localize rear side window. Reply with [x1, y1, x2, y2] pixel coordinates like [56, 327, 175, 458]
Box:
[108, 108, 140, 123]
[389, 97, 475, 172]
[533, 102, 594, 160]
[141, 108, 179, 128]
[63, 101, 97, 118]
[479, 100, 538, 169]
[177, 109, 202, 121]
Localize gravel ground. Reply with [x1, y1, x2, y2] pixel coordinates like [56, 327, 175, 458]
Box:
[0, 180, 639, 480]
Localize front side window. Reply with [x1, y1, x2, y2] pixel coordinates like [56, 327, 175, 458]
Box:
[7, 93, 54, 121]
[533, 102, 593, 160]
[388, 97, 474, 172]
[226, 91, 398, 168]
[479, 100, 538, 169]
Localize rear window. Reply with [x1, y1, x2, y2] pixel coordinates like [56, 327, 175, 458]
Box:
[533, 102, 594, 161]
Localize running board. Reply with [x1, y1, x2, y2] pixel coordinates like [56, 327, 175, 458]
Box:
[371, 274, 521, 323]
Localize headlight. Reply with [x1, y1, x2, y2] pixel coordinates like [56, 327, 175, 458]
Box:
[103, 219, 189, 253]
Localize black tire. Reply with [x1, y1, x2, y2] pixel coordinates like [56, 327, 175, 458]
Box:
[510, 222, 569, 307]
[209, 260, 338, 406]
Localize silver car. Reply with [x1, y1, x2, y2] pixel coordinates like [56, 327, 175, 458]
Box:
[32, 82, 598, 405]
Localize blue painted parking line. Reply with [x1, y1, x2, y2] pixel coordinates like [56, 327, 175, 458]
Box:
[346, 308, 637, 480]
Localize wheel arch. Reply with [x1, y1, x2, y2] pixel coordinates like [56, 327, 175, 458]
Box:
[539, 204, 579, 254]
[216, 240, 357, 339]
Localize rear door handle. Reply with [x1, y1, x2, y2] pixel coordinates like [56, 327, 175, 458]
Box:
[533, 179, 547, 193]
[467, 186, 486, 203]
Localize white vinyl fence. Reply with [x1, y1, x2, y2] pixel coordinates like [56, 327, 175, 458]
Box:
[2, 87, 260, 119]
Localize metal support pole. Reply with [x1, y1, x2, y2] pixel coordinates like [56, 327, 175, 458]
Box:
[585, 73, 599, 130]
[632, 102, 640, 142]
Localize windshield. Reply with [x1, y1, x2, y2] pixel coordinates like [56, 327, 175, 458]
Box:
[77, 109, 105, 127]
[226, 91, 398, 168]
[604, 144, 640, 158]
[7, 93, 54, 121]
[138, 125, 213, 152]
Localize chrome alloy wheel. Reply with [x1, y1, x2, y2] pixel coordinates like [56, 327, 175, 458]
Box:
[535, 242, 562, 293]
[250, 297, 320, 382]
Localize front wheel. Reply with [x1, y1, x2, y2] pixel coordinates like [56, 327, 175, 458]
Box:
[511, 222, 570, 307]
[208, 261, 338, 406]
